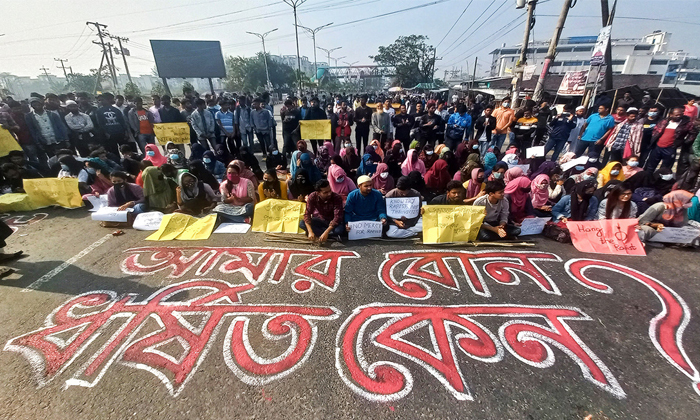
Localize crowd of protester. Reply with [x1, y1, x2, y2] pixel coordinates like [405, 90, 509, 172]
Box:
[1, 87, 699, 247]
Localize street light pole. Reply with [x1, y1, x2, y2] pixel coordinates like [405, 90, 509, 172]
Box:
[283, 0, 308, 96]
[316, 47, 341, 91]
[333, 56, 346, 67]
[295, 23, 333, 86]
[246, 28, 278, 91]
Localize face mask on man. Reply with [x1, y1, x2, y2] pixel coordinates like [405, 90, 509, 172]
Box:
[502, 102, 510, 108]
[648, 111, 658, 118]
[272, 150, 279, 156]
[610, 170, 620, 176]
[660, 174, 674, 181]
[147, 151, 156, 157]
[426, 151, 434, 156]
[379, 172, 389, 179]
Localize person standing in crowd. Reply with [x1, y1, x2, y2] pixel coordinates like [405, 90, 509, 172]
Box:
[250, 97, 276, 155]
[302, 179, 344, 243]
[474, 180, 521, 240]
[280, 99, 301, 157]
[383, 99, 396, 140]
[445, 104, 471, 152]
[189, 98, 216, 151]
[684, 99, 699, 122]
[512, 108, 538, 154]
[344, 175, 387, 233]
[335, 101, 354, 153]
[215, 100, 237, 151]
[419, 103, 442, 146]
[149, 95, 162, 124]
[544, 106, 576, 162]
[64, 100, 94, 157]
[602, 108, 642, 165]
[354, 95, 372, 154]
[474, 105, 496, 155]
[235, 96, 254, 151]
[639, 105, 662, 166]
[392, 104, 414, 150]
[25, 97, 69, 158]
[95, 92, 129, 157]
[534, 101, 553, 145]
[304, 97, 327, 155]
[615, 91, 635, 109]
[491, 97, 515, 151]
[644, 106, 695, 172]
[127, 97, 155, 155]
[576, 104, 615, 157]
[371, 102, 391, 146]
[566, 106, 587, 154]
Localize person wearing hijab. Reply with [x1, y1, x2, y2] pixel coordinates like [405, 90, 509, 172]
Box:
[593, 179, 622, 204]
[456, 153, 481, 182]
[597, 161, 625, 188]
[384, 140, 406, 180]
[464, 168, 486, 204]
[407, 170, 428, 200]
[551, 179, 599, 223]
[369, 139, 384, 161]
[687, 190, 700, 222]
[358, 146, 379, 177]
[529, 161, 557, 181]
[371, 163, 394, 195]
[622, 155, 642, 179]
[258, 168, 288, 201]
[488, 162, 508, 182]
[530, 174, 552, 216]
[442, 150, 459, 177]
[504, 176, 535, 224]
[295, 152, 322, 185]
[402, 148, 426, 176]
[106, 171, 146, 214]
[328, 164, 357, 202]
[288, 169, 314, 201]
[175, 172, 217, 215]
[598, 182, 637, 220]
[144, 144, 167, 167]
[549, 171, 566, 204]
[190, 143, 205, 162]
[455, 142, 470, 168]
[483, 152, 498, 177]
[214, 143, 234, 166]
[503, 166, 524, 184]
[315, 145, 332, 175]
[213, 164, 256, 222]
[203, 150, 225, 178]
[231, 159, 259, 190]
[323, 140, 336, 157]
[419, 144, 438, 170]
[239, 146, 263, 180]
[637, 190, 694, 245]
[425, 159, 451, 193]
[385, 176, 423, 239]
[189, 160, 220, 192]
[265, 145, 287, 173]
[141, 166, 176, 212]
[341, 144, 362, 180]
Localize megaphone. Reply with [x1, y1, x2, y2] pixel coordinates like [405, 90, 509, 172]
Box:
[515, 0, 527, 8]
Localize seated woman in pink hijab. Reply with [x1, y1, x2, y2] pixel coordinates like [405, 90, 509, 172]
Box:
[327, 164, 357, 204]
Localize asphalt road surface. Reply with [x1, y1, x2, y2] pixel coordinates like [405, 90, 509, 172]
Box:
[0, 204, 699, 420]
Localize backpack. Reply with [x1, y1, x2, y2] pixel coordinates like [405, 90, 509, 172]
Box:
[542, 221, 571, 243]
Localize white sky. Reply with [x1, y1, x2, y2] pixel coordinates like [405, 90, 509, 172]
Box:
[2, 0, 700, 78]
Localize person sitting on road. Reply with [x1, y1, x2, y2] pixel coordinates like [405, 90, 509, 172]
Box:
[203, 150, 225, 179]
[141, 166, 176, 213]
[473, 180, 522, 241]
[258, 168, 288, 201]
[430, 180, 466, 205]
[7, 150, 42, 179]
[504, 176, 536, 224]
[344, 175, 387, 234]
[107, 171, 147, 215]
[175, 172, 217, 216]
[598, 182, 638, 220]
[0, 163, 25, 193]
[386, 176, 423, 239]
[637, 190, 694, 247]
[212, 164, 255, 223]
[166, 141, 188, 170]
[301, 179, 344, 244]
[371, 163, 394, 196]
[328, 164, 357, 203]
[551, 179, 599, 223]
[84, 160, 113, 198]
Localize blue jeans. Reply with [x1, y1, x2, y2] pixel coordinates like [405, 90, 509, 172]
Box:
[490, 132, 513, 152]
[544, 136, 568, 162]
[644, 145, 676, 171]
[241, 130, 254, 149]
[132, 203, 147, 215]
[300, 218, 344, 238]
[136, 134, 155, 155]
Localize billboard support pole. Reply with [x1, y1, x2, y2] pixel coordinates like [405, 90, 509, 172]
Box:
[208, 78, 215, 95]
[162, 78, 172, 97]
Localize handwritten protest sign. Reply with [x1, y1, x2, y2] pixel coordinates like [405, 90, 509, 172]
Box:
[568, 219, 645, 256]
[252, 199, 305, 233]
[90, 207, 132, 222]
[153, 123, 191, 145]
[526, 146, 545, 158]
[146, 213, 216, 241]
[561, 156, 589, 172]
[649, 226, 700, 244]
[422, 205, 485, 244]
[23, 178, 83, 209]
[348, 221, 383, 240]
[86, 195, 108, 212]
[519, 217, 551, 236]
[133, 212, 164, 231]
[386, 197, 420, 219]
[0, 127, 23, 157]
[299, 120, 331, 140]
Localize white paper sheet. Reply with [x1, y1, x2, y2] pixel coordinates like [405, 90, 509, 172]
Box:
[133, 212, 164, 231]
[90, 206, 132, 222]
[519, 217, 551, 236]
[213, 223, 251, 234]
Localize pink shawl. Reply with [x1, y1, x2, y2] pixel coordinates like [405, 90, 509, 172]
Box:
[328, 164, 357, 197]
[504, 166, 524, 184]
[530, 174, 550, 207]
[466, 168, 483, 199]
[401, 149, 426, 176]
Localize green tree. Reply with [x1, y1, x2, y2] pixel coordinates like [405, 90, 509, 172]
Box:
[124, 82, 142, 99]
[224, 53, 296, 92]
[182, 81, 195, 96]
[151, 80, 167, 97]
[370, 35, 436, 88]
[66, 72, 101, 94]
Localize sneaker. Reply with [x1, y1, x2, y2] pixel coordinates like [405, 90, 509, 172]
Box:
[244, 217, 251, 224]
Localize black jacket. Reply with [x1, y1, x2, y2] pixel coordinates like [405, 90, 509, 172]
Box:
[474, 115, 497, 143]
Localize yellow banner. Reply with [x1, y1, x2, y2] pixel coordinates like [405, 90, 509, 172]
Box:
[252, 199, 305, 233]
[0, 127, 23, 158]
[146, 213, 217, 241]
[422, 205, 485, 244]
[299, 120, 331, 140]
[153, 122, 191, 145]
[0, 193, 36, 212]
[23, 178, 84, 209]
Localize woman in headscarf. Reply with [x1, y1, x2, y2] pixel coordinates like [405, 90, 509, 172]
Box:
[141, 166, 176, 212]
[341, 144, 361, 179]
[530, 174, 552, 216]
[401, 149, 426, 176]
[385, 175, 423, 239]
[188, 159, 220, 192]
[323, 140, 336, 157]
[622, 155, 642, 179]
[456, 153, 481, 182]
[106, 171, 147, 216]
[213, 164, 256, 222]
[328, 164, 357, 202]
[288, 169, 314, 201]
[357, 146, 379, 177]
[258, 168, 288, 201]
[505, 176, 535, 224]
[483, 151, 498, 177]
[384, 140, 406, 180]
[442, 150, 459, 177]
[407, 170, 429, 201]
[629, 168, 675, 215]
[214, 143, 233, 166]
[593, 179, 622, 204]
[314, 144, 332, 175]
[190, 143, 205, 162]
[548, 170, 566, 204]
[84, 160, 113, 197]
[529, 161, 557, 180]
[369, 139, 384, 161]
[434, 144, 448, 157]
[58, 155, 92, 196]
[687, 190, 700, 222]
[135, 160, 152, 187]
[503, 166, 525, 184]
[598, 182, 637, 220]
[637, 190, 694, 245]
[551, 179, 599, 223]
[143, 144, 167, 167]
[231, 159, 259, 189]
[239, 146, 263, 180]
[166, 141, 188, 169]
[463, 168, 485, 204]
[455, 142, 470, 168]
[597, 161, 625, 189]
[265, 145, 287, 173]
[488, 161, 508, 182]
[419, 144, 438, 170]
[290, 140, 309, 177]
[296, 152, 322, 185]
[425, 159, 451, 193]
[203, 150, 225, 178]
[175, 172, 217, 215]
[371, 163, 394, 195]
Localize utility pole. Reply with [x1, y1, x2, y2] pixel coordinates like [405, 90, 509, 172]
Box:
[106, 42, 119, 93]
[295, 22, 333, 88]
[40, 66, 51, 78]
[467, 57, 477, 98]
[532, 0, 574, 101]
[282, 0, 308, 96]
[111, 35, 133, 84]
[512, 0, 537, 107]
[246, 28, 278, 91]
[600, 0, 617, 91]
[333, 56, 346, 67]
[87, 21, 119, 93]
[54, 58, 69, 79]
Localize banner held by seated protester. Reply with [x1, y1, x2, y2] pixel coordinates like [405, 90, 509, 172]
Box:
[386, 197, 420, 219]
[422, 205, 485, 244]
[152, 122, 191, 145]
[146, 213, 216, 241]
[19, 178, 84, 210]
[299, 120, 332, 140]
[0, 127, 23, 157]
[348, 221, 383, 241]
[567, 219, 646, 256]
[252, 199, 306, 234]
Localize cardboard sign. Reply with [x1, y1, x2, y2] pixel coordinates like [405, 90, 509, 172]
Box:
[348, 221, 383, 240]
[252, 199, 305, 233]
[133, 212, 164, 231]
[23, 178, 83, 209]
[146, 213, 216, 241]
[86, 195, 109, 212]
[422, 205, 485, 244]
[153, 122, 191, 145]
[213, 223, 251, 234]
[0, 127, 23, 157]
[519, 217, 551, 236]
[649, 226, 700, 244]
[386, 197, 420, 219]
[526, 146, 545, 159]
[90, 206, 132, 222]
[299, 120, 332, 140]
[560, 156, 589, 172]
[568, 219, 646, 256]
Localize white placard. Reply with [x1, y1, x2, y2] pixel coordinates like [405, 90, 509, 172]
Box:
[649, 226, 700, 244]
[90, 206, 132, 222]
[526, 146, 545, 158]
[519, 217, 551, 236]
[348, 221, 383, 240]
[560, 156, 589, 172]
[133, 212, 164, 231]
[386, 197, 420, 219]
[86, 195, 108, 212]
[213, 223, 251, 234]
